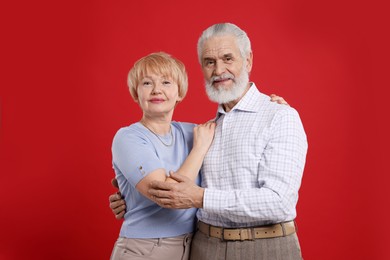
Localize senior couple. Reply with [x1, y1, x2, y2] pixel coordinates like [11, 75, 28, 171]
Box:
[109, 23, 308, 260]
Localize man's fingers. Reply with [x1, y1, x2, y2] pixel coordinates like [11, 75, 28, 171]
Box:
[115, 211, 125, 220]
[110, 199, 125, 209]
[111, 178, 119, 189]
[148, 188, 170, 198]
[151, 196, 174, 208]
[153, 197, 191, 209]
[109, 192, 122, 203]
[149, 180, 173, 190]
[109, 182, 125, 219]
[112, 204, 126, 214]
[169, 172, 189, 182]
[155, 200, 172, 208]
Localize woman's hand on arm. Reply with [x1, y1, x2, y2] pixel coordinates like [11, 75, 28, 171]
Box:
[174, 121, 215, 180]
[112, 122, 215, 206]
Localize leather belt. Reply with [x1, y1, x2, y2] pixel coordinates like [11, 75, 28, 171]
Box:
[197, 221, 296, 241]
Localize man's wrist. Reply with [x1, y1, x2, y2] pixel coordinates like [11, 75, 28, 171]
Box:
[194, 187, 205, 208]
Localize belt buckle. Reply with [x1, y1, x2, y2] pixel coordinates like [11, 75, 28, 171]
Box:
[240, 228, 255, 241]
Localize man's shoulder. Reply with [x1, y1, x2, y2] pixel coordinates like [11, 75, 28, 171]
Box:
[256, 92, 291, 113]
[251, 94, 302, 128]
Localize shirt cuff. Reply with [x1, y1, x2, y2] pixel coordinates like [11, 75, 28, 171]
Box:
[203, 188, 222, 213]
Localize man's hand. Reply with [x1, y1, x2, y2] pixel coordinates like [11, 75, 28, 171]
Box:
[270, 94, 289, 106]
[109, 178, 126, 220]
[148, 172, 204, 209]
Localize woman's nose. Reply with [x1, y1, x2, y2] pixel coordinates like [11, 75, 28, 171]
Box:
[151, 84, 162, 94]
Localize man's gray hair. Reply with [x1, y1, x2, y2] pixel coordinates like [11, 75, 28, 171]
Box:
[197, 23, 252, 64]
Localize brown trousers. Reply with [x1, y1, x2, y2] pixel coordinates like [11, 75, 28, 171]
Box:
[189, 230, 302, 260]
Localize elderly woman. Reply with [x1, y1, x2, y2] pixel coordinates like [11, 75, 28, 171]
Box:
[110, 52, 215, 260]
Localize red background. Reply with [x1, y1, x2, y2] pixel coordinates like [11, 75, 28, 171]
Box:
[1, 0, 389, 259]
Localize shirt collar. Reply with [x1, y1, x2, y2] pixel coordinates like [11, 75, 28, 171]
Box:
[216, 83, 263, 118]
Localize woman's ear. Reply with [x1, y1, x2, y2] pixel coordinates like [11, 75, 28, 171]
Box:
[133, 94, 140, 103]
[174, 95, 183, 107]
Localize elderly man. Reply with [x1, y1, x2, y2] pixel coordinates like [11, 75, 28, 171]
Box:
[110, 23, 307, 259]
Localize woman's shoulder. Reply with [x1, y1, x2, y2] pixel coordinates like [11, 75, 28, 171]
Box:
[172, 121, 197, 133]
[172, 121, 197, 127]
[113, 122, 147, 142]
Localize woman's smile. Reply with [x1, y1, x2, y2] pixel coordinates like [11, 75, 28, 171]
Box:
[149, 98, 165, 104]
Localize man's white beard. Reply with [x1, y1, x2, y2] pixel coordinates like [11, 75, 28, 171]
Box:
[205, 67, 249, 104]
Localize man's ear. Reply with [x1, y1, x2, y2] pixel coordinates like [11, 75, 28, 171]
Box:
[246, 51, 253, 73]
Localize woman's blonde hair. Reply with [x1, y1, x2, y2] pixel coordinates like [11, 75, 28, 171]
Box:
[127, 52, 188, 102]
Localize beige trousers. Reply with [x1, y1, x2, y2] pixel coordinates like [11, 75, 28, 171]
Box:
[110, 233, 192, 260]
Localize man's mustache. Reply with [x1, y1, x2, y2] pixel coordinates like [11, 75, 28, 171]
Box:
[210, 73, 235, 84]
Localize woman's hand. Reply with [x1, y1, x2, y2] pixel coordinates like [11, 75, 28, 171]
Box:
[270, 94, 289, 106]
[192, 121, 216, 153]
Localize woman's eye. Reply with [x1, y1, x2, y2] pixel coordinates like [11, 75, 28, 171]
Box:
[163, 81, 171, 85]
[143, 81, 152, 86]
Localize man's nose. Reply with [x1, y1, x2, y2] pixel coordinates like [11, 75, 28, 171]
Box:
[214, 60, 226, 75]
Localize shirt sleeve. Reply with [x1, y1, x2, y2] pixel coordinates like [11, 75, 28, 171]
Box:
[203, 108, 308, 224]
[112, 128, 164, 187]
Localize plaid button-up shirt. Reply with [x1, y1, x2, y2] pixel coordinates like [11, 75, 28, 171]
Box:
[197, 84, 308, 227]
